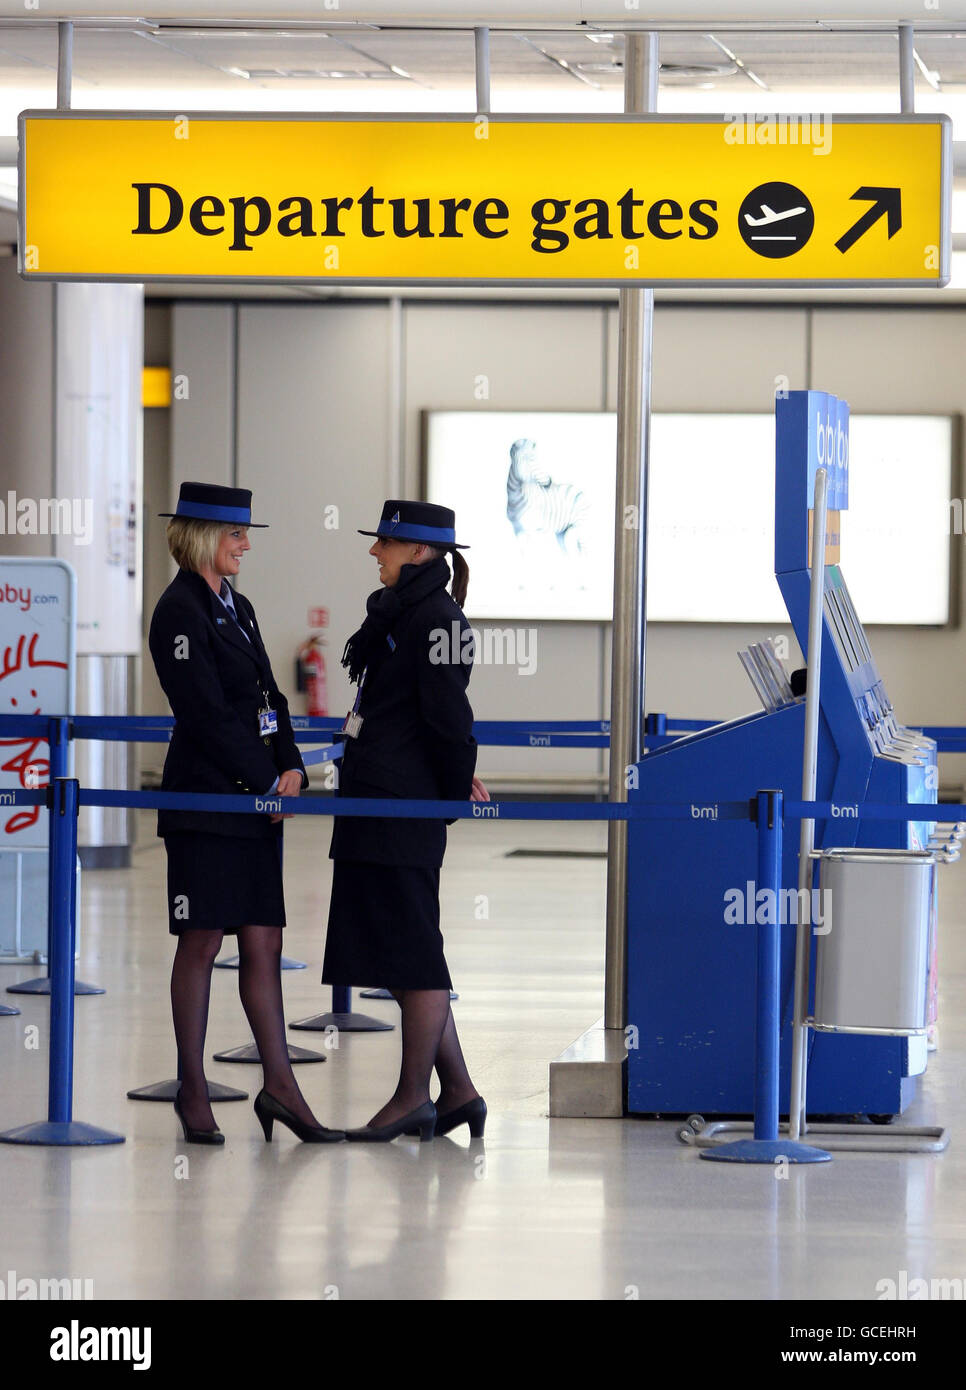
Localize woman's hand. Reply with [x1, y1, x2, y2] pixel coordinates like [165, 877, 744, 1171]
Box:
[470, 776, 490, 803]
[270, 769, 303, 822]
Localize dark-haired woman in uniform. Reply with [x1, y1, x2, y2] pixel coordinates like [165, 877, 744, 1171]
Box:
[150, 482, 343, 1145]
[323, 500, 488, 1142]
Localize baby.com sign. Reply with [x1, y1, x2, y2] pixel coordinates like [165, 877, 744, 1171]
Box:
[0, 559, 75, 845]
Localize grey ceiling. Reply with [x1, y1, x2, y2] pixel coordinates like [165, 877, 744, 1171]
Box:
[0, 23, 962, 96]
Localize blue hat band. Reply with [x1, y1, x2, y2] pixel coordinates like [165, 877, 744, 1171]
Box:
[377, 520, 455, 544]
[175, 500, 251, 524]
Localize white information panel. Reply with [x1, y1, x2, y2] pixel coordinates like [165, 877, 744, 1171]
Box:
[425, 410, 955, 625]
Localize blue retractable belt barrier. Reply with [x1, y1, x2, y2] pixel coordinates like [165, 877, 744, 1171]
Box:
[1, 709, 962, 1149]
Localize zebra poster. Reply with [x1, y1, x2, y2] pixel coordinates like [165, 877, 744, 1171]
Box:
[424, 411, 617, 621]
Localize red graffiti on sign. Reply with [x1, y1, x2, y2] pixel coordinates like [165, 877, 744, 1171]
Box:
[0, 634, 69, 835]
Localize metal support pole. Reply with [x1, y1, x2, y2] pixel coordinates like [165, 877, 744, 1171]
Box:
[789, 467, 829, 1142]
[57, 22, 72, 110]
[700, 790, 830, 1164]
[475, 27, 491, 114]
[899, 24, 915, 114]
[604, 32, 657, 1033]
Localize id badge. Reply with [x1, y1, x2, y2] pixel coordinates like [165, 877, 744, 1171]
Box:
[342, 710, 363, 739]
[259, 708, 278, 736]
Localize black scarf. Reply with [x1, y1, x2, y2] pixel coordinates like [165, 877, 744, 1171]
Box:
[341, 555, 451, 685]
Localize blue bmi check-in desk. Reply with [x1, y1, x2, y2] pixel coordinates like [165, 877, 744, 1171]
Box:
[626, 391, 937, 1118]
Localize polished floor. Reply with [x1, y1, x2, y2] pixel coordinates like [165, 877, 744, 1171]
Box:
[1, 810, 964, 1301]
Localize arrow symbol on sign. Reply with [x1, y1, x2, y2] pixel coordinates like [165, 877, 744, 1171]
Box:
[835, 187, 902, 254]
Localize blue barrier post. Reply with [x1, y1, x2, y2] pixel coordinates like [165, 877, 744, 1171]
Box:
[644, 711, 668, 738]
[701, 789, 831, 1166]
[289, 984, 394, 1034]
[215, 954, 306, 971]
[0, 778, 123, 1146]
[7, 717, 105, 999]
[360, 987, 459, 1001]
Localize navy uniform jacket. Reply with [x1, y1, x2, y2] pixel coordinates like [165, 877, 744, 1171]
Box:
[149, 567, 306, 840]
[330, 586, 477, 867]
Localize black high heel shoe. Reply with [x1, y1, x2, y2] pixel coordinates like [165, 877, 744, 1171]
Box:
[174, 1089, 225, 1146]
[433, 1096, 487, 1139]
[345, 1100, 437, 1143]
[254, 1089, 345, 1143]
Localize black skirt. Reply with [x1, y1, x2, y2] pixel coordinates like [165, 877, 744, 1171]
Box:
[163, 832, 286, 936]
[321, 860, 452, 990]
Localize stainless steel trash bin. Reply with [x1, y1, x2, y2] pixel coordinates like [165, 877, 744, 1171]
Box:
[812, 847, 934, 1036]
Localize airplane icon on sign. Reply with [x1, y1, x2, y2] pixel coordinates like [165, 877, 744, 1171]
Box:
[743, 203, 808, 228]
[738, 181, 814, 258]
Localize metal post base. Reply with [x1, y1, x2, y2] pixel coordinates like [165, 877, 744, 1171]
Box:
[289, 1012, 394, 1033]
[680, 1117, 949, 1155]
[7, 977, 104, 996]
[214, 955, 306, 970]
[700, 1138, 831, 1164]
[126, 1079, 249, 1102]
[360, 987, 457, 1001]
[0, 1120, 125, 1146]
[212, 1042, 327, 1063]
[0, 1004, 21, 1016]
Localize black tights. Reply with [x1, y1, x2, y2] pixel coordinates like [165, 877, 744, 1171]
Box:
[172, 926, 319, 1131]
[367, 989, 478, 1128]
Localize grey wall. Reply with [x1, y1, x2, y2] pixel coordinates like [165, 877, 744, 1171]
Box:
[237, 301, 393, 747]
[144, 297, 966, 790]
[0, 256, 53, 556]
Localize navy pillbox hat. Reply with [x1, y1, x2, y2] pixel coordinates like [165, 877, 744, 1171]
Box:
[159, 481, 268, 527]
[358, 499, 469, 549]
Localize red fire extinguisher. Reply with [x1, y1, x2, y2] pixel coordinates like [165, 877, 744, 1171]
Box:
[297, 635, 328, 717]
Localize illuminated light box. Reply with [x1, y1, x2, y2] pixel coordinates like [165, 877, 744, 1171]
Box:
[424, 410, 955, 625]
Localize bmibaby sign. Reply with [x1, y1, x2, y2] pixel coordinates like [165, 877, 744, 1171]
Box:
[18, 111, 950, 287]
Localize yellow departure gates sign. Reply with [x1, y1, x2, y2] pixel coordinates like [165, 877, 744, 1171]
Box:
[18, 111, 951, 288]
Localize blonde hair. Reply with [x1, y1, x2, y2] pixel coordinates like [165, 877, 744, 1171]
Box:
[166, 518, 231, 573]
